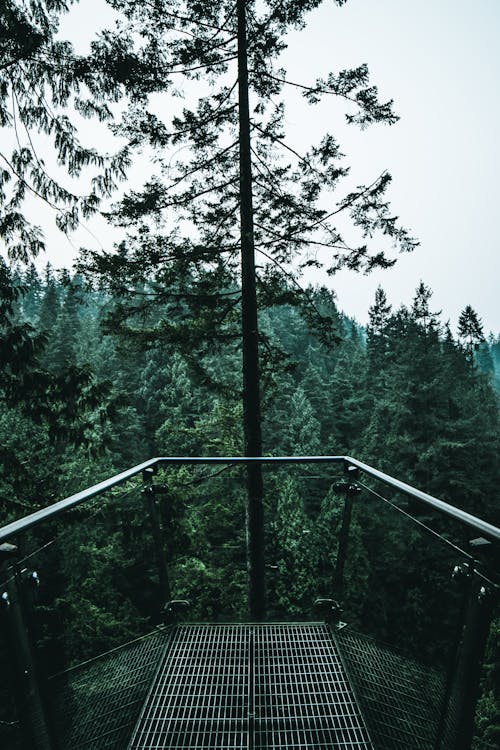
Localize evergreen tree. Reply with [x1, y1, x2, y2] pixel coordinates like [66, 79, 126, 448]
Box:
[51, 273, 85, 368]
[273, 476, 317, 615]
[20, 262, 42, 322]
[37, 264, 60, 335]
[155, 353, 200, 455]
[287, 386, 321, 456]
[357, 283, 500, 656]
[458, 304, 485, 362]
[0, 1, 135, 258]
[329, 334, 368, 452]
[301, 355, 336, 446]
[77, 0, 417, 617]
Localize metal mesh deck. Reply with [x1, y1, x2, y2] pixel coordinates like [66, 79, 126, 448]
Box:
[50, 629, 170, 750]
[128, 623, 373, 749]
[334, 628, 450, 750]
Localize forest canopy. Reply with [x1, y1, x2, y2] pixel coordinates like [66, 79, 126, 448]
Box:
[0, 3, 499, 748]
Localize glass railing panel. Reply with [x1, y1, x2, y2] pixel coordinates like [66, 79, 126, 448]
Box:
[259, 459, 495, 750]
[0, 464, 251, 749]
[263, 463, 346, 622]
[335, 478, 477, 750]
[1, 457, 498, 750]
[152, 464, 248, 622]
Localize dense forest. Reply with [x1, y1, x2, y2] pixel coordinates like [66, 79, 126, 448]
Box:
[0, 261, 499, 748]
[1, 1, 499, 748]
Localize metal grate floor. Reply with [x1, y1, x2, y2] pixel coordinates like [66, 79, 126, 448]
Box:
[128, 623, 373, 749]
[50, 629, 170, 749]
[334, 628, 450, 750]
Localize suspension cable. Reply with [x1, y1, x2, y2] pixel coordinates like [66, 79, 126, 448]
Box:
[357, 479, 474, 561]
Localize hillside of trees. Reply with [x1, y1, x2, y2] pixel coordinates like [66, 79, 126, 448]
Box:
[2, 261, 500, 574]
[0, 262, 498, 750]
[4, 261, 500, 498]
[1, 1, 499, 748]
[4, 263, 500, 522]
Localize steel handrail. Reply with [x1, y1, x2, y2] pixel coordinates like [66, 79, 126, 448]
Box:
[1, 455, 499, 544]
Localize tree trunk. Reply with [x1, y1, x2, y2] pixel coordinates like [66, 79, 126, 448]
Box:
[237, 0, 266, 620]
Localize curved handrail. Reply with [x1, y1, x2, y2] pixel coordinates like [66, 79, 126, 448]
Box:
[0, 454, 499, 544]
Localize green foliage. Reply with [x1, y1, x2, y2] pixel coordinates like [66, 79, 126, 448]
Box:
[273, 476, 317, 614]
[1, 255, 500, 743]
[458, 304, 485, 362]
[1, 2, 498, 743]
[473, 615, 500, 750]
[54, 527, 147, 660]
[0, 1, 133, 258]
[78, 0, 417, 369]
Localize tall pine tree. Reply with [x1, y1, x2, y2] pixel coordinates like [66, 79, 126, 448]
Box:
[77, 0, 417, 617]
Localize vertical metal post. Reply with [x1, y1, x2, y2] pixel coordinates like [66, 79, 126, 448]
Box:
[334, 464, 360, 595]
[1, 560, 58, 750]
[142, 469, 171, 608]
[434, 564, 497, 750]
[433, 562, 472, 750]
[454, 572, 497, 750]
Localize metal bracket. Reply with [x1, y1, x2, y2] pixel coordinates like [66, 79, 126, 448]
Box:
[333, 463, 362, 495]
[163, 599, 190, 624]
[452, 562, 471, 583]
[333, 481, 361, 494]
[153, 485, 170, 495]
[0, 542, 18, 564]
[142, 484, 170, 496]
[344, 464, 360, 479]
[469, 537, 491, 550]
[314, 598, 346, 628]
[476, 581, 499, 606]
[142, 464, 170, 500]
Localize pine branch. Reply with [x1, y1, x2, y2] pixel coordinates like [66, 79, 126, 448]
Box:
[116, 176, 239, 220]
[255, 245, 338, 340]
[257, 69, 344, 97]
[160, 54, 238, 75]
[199, 201, 240, 245]
[140, 2, 237, 34]
[254, 221, 347, 253]
[250, 148, 292, 205]
[116, 82, 238, 145]
[251, 120, 325, 179]
[255, 68, 398, 127]
[11, 83, 82, 204]
[163, 139, 239, 191]
[0, 149, 62, 212]
[0, 53, 36, 73]
[17, 63, 107, 173]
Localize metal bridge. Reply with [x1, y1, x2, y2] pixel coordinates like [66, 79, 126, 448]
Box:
[0, 456, 498, 750]
[128, 623, 372, 749]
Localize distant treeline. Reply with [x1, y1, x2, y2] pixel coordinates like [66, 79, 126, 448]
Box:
[0, 261, 499, 749]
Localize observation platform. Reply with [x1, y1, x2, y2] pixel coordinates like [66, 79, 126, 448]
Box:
[1, 455, 498, 750]
[47, 622, 447, 750]
[128, 623, 371, 749]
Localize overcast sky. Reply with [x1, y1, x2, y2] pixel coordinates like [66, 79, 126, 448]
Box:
[283, 0, 500, 334]
[38, 1, 500, 333]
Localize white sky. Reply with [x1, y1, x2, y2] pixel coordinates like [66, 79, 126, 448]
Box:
[284, 0, 500, 334]
[28, 0, 500, 333]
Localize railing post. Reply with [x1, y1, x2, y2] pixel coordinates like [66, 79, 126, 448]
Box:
[142, 468, 172, 609]
[0, 546, 58, 750]
[454, 571, 497, 750]
[334, 464, 360, 596]
[434, 561, 498, 750]
[433, 561, 473, 750]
